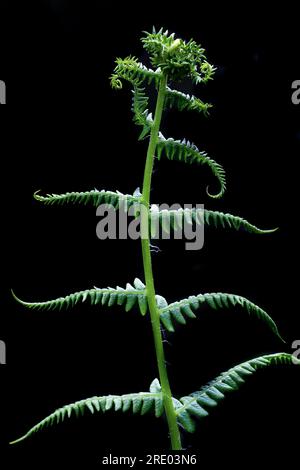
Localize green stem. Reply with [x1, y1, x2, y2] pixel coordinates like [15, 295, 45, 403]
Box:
[141, 75, 182, 450]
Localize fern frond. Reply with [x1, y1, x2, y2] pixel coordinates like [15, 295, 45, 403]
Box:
[131, 85, 153, 140]
[10, 379, 163, 445]
[141, 30, 215, 84]
[34, 189, 141, 209]
[12, 279, 148, 316]
[165, 87, 212, 115]
[159, 292, 283, 341]
[175, 353, 299, 433]
[149, 206, 277, 237]
[110, 56, 161, 89]
[156, 134, 226, 198]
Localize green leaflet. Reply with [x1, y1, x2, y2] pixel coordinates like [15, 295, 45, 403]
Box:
[13, 273, 283, 339]
[34, 190, 276, 236]
[149, 206, 277, 236]
[111, 57, 156, 141]
[12, 279, 148, 316]
[132, 84, 149, 126]
[159, 291, 284, 341]
[34, 189, 141, 209]
[156, 133, 226, 198]
[165, 87, 212, 115]
[131, 85, 153, 140]
[203, 209, 277, 233]
[176, 353, 300, 433]
[110, 56, 162, 90]
[10, 379, 164, 445]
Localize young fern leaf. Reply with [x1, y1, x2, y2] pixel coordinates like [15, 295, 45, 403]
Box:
[165, 87, 212, 116]
[159, 292, 284, 341]
[34, 189, 142, 209]
[10, 379, 163, 445]
[12, 279, 148, 316]
[142, 28, 215, 84]
[175, 353, 299, 433]
[111, 58, 158, 140]
[110, 56, 161, 90]
[149, 206, 277, 237]
[131, 85, 153, 140]
[156, 133, 226, 198]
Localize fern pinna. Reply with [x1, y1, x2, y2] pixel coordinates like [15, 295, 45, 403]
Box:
[11, 28, 299, 450]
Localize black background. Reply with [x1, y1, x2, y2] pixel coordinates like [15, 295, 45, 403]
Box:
[1, 1, 300, 468]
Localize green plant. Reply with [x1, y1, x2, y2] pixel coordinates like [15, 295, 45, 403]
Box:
[10, 28, 299, 451]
